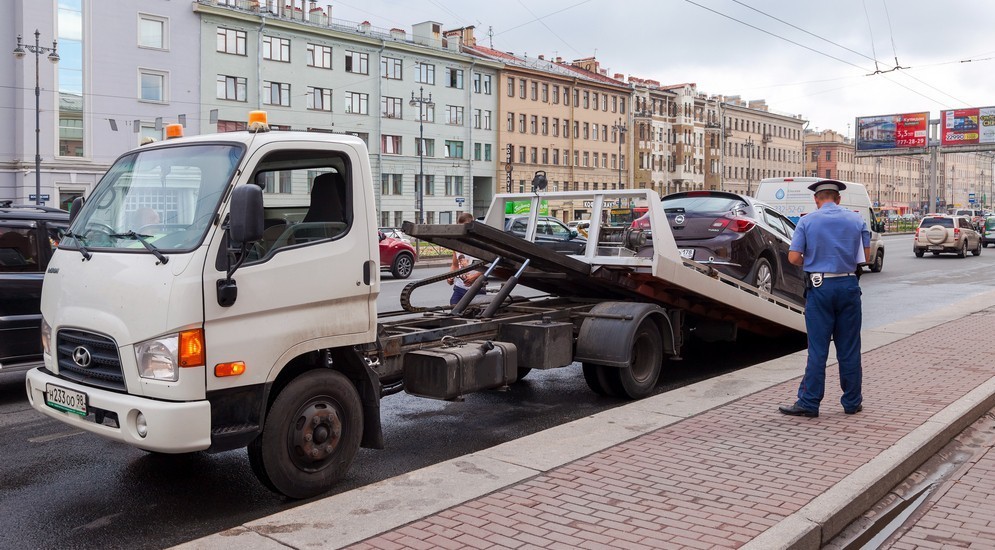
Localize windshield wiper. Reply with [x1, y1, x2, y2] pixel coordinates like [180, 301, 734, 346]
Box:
[62, 230, 92, 261]
[110, 231, 169, 265]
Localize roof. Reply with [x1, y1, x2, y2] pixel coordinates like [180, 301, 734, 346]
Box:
[136, 128, 369, 152]
[463, 44, 630, 90]
[0, 204, 69, 223]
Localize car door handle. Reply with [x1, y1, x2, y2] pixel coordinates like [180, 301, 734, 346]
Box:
[363, 260, 375, 285]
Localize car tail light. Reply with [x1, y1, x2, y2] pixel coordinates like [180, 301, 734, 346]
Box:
[915, 228, 920, 238]
[725, 217, 755, 233]
[954, 228, 960, 237]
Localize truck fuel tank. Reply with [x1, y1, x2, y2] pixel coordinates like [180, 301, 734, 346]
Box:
[403, 340, 517, 401]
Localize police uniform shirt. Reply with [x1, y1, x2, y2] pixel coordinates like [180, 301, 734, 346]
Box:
[789, 202, 870, 273]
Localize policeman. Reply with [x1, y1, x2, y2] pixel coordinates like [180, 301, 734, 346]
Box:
[779, 180, 870, 418]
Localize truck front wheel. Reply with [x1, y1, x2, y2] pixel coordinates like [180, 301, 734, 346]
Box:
[248, 369, 363, 499]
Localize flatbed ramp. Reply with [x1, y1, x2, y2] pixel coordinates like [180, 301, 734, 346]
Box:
[404, 190, 805, 338]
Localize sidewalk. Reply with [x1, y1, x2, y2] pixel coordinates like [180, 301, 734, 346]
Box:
[180, 290, 995, 550]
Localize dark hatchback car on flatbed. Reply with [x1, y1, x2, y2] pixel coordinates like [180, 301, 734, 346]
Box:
[0, 204, 69, 372]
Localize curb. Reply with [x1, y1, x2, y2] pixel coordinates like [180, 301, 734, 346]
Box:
[176, 289, 995, 550]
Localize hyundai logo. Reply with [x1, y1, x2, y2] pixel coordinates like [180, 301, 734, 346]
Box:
[72, 346, 92, 368]
[675, 214, 686, 225]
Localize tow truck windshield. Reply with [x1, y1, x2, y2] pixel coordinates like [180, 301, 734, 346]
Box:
[62, 144, 242, 254]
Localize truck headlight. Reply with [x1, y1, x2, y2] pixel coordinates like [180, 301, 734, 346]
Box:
[134, 329, 205, 382]
[40, 318, 52, 356]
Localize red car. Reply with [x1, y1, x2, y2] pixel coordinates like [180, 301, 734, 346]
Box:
[378, 230, 417, 278]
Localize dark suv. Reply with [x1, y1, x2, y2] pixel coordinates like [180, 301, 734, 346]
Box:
[0, 204, 69, 372]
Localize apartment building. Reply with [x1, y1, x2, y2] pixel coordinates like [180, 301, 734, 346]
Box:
[3, 0, 202, 209]
[195, 2, 502, 223]
[461, 45, 633, 222]
[630, 78, 677, 195]
[720, 97, 806, 197]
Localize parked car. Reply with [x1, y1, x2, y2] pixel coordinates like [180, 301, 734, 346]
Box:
[505, 215, 587, 254]
[378, 229, 417, 278]
[0, 203, 69, 371]
[631, 191, 806, 304]
[980, 216, 995, 248]
[378, 227, 412, 244]
[914, 215, 982, 257]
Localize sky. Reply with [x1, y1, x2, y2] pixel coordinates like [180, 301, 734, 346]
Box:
[328, 0, 995, 136]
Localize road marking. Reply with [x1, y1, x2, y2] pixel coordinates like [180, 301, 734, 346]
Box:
[29, 430, 85, 443]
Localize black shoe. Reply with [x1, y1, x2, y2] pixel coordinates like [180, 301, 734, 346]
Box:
[845, 404, 863, 415]
[778, 403, 818, 417]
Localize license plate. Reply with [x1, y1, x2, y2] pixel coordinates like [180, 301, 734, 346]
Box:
[679, 248, 695, 259]
[45, 383, 88, 416]
[928, 246, 943, 251]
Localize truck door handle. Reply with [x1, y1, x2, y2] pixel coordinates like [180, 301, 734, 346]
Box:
[363, 260, 375, 285]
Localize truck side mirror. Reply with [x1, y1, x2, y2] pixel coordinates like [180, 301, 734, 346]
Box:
[69, 196, 85, 225]
[229, 184, 264, 245]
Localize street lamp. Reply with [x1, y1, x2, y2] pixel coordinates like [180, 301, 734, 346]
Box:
[875, 157, 882, 208]
[613, 118, 627, 189]
[744, 136, 755, 195]
[13, 30, 59, 206]
[409, 86, 434, 224]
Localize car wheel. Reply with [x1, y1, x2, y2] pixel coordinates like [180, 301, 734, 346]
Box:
[958, 241, 967, 258]
[750, 258, 774, 294]
[870, 250, 884, 272]
[973, 240, 982, 256]
[390, 252, 414, 279]
[914, 248, 924, 258]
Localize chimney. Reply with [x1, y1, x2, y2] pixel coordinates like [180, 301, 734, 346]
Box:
[412, 21, 443, 47]
[390, 28, 406, 40]
[538, 54, 545, 60]
[358, 20, 371, 33]
[309, 6, 325, 24]
[616, 73, 626, 80]
[555, 56, 563, 63]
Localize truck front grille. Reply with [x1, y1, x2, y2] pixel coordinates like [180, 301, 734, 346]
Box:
[56, 330, 126, 392]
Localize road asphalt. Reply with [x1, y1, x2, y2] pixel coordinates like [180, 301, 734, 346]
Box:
[177, 288, 995, 550]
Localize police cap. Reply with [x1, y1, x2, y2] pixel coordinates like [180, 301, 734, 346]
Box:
[807, 179, 847, 193]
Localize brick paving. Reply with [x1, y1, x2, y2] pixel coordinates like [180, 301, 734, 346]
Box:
[886, 442, 995, 549]
[349, 311, 995, 549]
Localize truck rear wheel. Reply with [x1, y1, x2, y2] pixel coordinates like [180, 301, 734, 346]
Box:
[616, 320, 663, 399]
[248, 369, 363, 499]
[582, 363, 622, 397]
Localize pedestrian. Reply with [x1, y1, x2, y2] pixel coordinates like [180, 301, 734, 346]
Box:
[448, 212, 483, 306]
[779, 179, 870, 418]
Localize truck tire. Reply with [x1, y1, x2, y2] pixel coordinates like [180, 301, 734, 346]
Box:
[248, 369, 363, 499]
[616, 320, 663, 399]
[391, 252, 414, 279]
[582, 363, 623, 397]
[870, 249, 884, 272]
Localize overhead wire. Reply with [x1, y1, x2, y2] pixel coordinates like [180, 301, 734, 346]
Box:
[495, 0, 594, 36]
[512, 0, 582, 55]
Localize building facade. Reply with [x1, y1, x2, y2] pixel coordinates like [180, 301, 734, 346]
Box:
[720, 97, 806, 197]
[3, 0, 202, 209]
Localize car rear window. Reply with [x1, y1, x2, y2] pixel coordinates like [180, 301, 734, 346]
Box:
[919, 218, 954, 228]
[661, 196, 746, 213]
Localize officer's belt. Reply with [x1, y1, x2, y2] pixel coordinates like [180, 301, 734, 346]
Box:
[820, 272, 856, 278]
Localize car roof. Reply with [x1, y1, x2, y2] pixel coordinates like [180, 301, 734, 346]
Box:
[0, 204, 70, 222]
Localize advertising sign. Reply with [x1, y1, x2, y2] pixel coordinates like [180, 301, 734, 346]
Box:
[505, 200, 549, 215]
[940, 107, 995, 146]
[855, 112, 929, 151]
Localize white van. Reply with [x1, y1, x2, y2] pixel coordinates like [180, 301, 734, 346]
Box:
[755, 177, 886, 273]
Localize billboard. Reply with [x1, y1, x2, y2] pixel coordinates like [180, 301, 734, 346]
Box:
[855, 112, 929, 151]
[940, 107, 995, 146]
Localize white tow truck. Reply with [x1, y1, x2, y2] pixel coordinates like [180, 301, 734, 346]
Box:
[25, 115, 805, 498]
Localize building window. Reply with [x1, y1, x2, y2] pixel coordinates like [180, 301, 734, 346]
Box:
[530, 147, 538, 163]
[344, 91, 369, 114]
[139, 69, 167, 103]
[415, 62, 435, 84]
[217, 27, 246, 55]
[542, 148, 548, 164]
[445, 140, 464, 158]
[483, 110, 492, 130]
[446, 67, 464, 89]
[541, 83, 549, 103]
[138, 14, 167, 50]
[446, 105, 464, 126]
[825, 151, 831, 161]
[541, 117, 548, 135]
[415, 138, 435, 156]
[381, 135, 402, 155]
[530, 115, 538, 134]
[473, 109, 482, 129]
[553, 85, 560, 104]
[417, 104, 435, 123]
[474, 143, 482, 161]
[553, 149, 560, 165]
[381, 96, 402, 118]
[418, 175, 435, 196]
[262, 36, 290, 62]
[345, 51, 369, 74]
[262, 81, 290, 107]
[583, 152, 589, 167]
[307, 86, 332, 111]
[381, 174, 403, 196]
[530, 81, 538, 101]
[445, 176, 463, 195]
[519, 79, 526, 99]
[217, 75, 247, 101]
[507, 77, 514, 97]
[381, 56, 402, 79]
[519, 147, 526, 163]
[552, 118, 559, 137]
[519, 114, 526, 133]
[484, 144, 492, 161]
[507, 112, 514, 132]
[474, 73, 492, 94]
[583, 122, 589, 140]
[307, 43, 332, 68]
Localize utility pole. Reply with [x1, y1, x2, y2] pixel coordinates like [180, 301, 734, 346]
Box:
[613, 118, 627, 189]
[875, 157, 882, 207]
[409, 86, 434, 224]
[744, 136, 755, 195]
[13, 30, 60, 206]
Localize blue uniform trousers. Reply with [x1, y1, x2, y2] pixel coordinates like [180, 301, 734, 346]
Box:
[797, 275, 863, 413]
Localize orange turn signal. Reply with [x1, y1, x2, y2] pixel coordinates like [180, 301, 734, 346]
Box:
[165, 123, 184, 139]
[178, 329, 205, 367]
[214, 361, 246, 377]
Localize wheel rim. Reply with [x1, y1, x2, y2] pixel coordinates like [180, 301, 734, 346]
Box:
[755, 263, 773, 294]
[397, 256, 412, 276]
[629, 331, 660, 384]
[287, 397, 343, 472]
